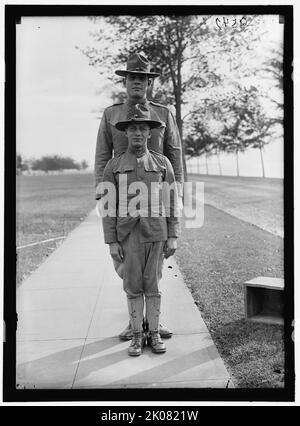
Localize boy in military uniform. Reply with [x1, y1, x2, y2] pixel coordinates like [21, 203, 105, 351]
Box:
[99, 105, 180, 356]
[95, 53, 183, 341]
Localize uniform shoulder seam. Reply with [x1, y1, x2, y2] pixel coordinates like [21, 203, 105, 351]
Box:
[149, 150, 168, 163]
[109, 151, 126, 166]
[106, 102, 124, 111]
[149, 149, 164, 157]
[149, 101, 169, 110]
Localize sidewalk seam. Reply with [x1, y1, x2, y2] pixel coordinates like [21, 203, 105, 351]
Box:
[71, 275, 105, 388]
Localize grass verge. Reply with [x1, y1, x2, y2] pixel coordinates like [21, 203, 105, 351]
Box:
[175, 204, 284, 388]
[16, 173, 96, 287]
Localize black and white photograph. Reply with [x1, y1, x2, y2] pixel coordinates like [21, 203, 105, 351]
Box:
[3, 3, 295, 405]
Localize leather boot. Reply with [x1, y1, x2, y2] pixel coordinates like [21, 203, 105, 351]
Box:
[145, 295, 166, 354]
[128, 331, 146, 357]
[118, 322, 133, 341]
[144, 320, 173, 339]
[127, 296, 145, 356]
[148, 331, 166, 354]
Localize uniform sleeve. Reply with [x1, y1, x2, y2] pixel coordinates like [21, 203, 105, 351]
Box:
[163, 158, 181, 239]
[100, 162, 118, 244]
[163, 109, 184, 197]
[94, 109, 113, 199]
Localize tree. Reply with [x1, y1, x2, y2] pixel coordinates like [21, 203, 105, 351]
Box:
[237, 94, 282, 178]
[184, 94, 228, 176]
[259, 42, 283, 111]
[80, 160, 89, 170]
[16, 154, 22, 175]
[216, 84, 282, 177]
[16, 154, 29, 175]
[185, 116, 217, 176]
[31, 155, 80, 172]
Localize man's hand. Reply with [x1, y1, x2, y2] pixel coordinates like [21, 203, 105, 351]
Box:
[109, 242, 124, 263]
[163, 237, 177, 259]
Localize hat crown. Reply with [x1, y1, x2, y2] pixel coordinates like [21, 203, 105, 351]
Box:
[115, 52, 159, 77]
[127, 104, 152, 122]
[115, 103, 162, 130]
[126, 53, 151, 73]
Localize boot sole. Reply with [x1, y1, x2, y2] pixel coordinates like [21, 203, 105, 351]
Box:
[119, 335, 133, 341]
[151, 348, 167, 354]
[147, 339, 167, 353]
[160, 333, 172, 339]
[120, 332, 172, 340]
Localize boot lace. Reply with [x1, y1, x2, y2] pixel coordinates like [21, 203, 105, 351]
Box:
[150, 331, 161, 344]
[132, 331, 143, 346]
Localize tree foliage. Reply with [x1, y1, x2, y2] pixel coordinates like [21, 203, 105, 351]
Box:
[16, 154, 29, 174]
[31, 155, 80, 172]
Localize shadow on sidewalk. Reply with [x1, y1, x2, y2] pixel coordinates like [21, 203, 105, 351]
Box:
[17, 337, 220, 389]
[17, 338, 121, 388]
[107, 344, 219, 387]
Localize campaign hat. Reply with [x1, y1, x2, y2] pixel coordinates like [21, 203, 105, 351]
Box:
[115, 53, 160, 78]
[115, 104, 162, 131]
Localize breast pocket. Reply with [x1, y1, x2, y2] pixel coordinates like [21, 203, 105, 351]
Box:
[144, 169, 164, 183]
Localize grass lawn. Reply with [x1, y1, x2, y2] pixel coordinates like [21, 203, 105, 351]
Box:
[16, 173, 96, 286]
[175, 204, 284, 388]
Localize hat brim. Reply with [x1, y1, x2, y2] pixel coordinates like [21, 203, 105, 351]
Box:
[116, 118, 162, 131]
[115, 70, 160, 78]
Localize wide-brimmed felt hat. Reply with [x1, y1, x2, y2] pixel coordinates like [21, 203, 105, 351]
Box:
[115, 53, 160, 78]
[115, 104, 162, 131]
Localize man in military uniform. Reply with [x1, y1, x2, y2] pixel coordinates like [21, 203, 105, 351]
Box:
[100, 105, 180, 356]
[95, 53, 183, 340]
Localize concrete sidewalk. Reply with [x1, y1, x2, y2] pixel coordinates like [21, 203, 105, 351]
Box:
[16, 209, 233, 389]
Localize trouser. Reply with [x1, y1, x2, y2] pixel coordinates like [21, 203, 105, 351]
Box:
[114, 222, 165, 298]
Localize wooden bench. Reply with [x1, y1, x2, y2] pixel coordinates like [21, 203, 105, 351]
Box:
[244, 277, 284, 325]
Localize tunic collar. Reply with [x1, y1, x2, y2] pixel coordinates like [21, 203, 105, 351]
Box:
[113, 149, 163, 173]
[125, 98, 148, 107]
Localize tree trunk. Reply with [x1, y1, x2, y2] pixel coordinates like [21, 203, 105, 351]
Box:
[259, 144, 266, 178]
[197, 156, 200, 174]
[175, 90, 187, 183]
[205, 154, 209, 175]
[236, 148, 240, 177]
[173, 40, 187, 183]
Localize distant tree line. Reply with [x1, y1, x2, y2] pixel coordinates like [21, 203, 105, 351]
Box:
[16, 154, 89, 175]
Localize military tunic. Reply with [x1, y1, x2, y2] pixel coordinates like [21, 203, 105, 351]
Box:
[101, 149, 180, 297]
[94, 99, 183, 198]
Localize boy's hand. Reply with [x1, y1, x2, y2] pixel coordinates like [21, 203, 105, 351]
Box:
[109, 242, 124, 263]
[163, 238, 177, 259]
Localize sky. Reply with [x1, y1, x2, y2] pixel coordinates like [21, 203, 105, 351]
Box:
[16, 15, 284, 176]
[17, 17, 110, 169]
